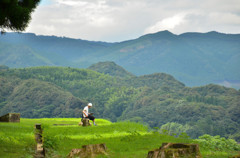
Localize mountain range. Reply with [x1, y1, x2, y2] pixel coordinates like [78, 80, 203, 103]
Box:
[0, 30, 239, 88]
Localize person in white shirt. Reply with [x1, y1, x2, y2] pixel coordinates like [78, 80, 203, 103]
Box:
[82, 103, 97, 126]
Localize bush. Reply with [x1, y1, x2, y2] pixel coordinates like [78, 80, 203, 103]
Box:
[195, 134, 240, 151]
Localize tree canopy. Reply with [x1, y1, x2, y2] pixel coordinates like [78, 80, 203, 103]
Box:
[0, 0, 40, 33]
[0, 66, 239, 141]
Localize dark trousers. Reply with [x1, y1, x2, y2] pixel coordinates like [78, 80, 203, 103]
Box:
[86, 115, 95, 121]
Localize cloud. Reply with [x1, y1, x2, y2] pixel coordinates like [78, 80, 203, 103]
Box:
[144, 13, 186, 34]
[26, 0, 240, 42]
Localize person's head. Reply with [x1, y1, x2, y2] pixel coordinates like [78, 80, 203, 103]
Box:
[88, 103, 92, 108]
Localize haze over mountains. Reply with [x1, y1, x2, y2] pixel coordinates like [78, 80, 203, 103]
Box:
[0, 30, 239, 88]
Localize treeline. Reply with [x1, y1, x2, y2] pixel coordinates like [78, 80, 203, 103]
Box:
[0, 65, 239, 141]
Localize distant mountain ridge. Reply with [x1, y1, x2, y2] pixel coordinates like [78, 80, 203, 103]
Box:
[0, 31, 239, 88]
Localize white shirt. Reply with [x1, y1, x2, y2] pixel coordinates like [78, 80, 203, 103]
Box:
[83, 106, 89, 117]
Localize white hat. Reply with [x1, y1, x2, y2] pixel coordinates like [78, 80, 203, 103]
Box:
[88, 103, 92, 106]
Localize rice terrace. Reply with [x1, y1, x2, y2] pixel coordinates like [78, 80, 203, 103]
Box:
[0, 117, 239, 157]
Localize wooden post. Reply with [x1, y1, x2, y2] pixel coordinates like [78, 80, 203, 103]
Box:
[35, 124, 42, 130]
[35, 124, 45, 158]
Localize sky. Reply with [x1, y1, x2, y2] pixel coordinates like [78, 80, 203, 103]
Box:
[25, 0, 240, 42]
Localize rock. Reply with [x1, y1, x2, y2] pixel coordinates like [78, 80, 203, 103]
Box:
[147, 143, 202, 158]
[78, 121, 83, 126]
[147, 149, 160, 158]
[0, 113, 20, 122]
[229, 154, 240, 158]
[80, 118, 91, 127]
[67, 144, 107, 158]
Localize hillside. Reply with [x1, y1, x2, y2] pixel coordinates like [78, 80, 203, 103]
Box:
[88, 61, 134, 78]
[0, 65, 239, 141]
[0, 76, 86, 118]
[0, 31, 239, 88]
[0, 42, 53, 67]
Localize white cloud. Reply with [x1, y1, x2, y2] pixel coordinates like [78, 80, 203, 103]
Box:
[26, 0, 240, 42]
[144, 13, 186, 34]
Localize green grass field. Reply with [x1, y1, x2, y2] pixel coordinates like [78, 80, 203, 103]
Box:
[0, 118, 239, 158]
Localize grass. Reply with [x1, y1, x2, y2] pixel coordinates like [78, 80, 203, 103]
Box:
[0, 118, 239, 158]
[0, 120, 36, 158]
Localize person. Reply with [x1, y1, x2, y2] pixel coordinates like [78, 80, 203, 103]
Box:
[82, 103, 97, 126]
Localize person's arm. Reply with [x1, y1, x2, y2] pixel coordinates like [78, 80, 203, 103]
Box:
[83, 110, 88, 117]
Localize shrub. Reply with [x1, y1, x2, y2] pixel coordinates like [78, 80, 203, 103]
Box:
[195, 134, 240, 151]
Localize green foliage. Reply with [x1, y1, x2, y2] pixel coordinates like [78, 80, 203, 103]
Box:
[88, 61, 134, 78]
[0, 0, 40, 33]
[195, 134, 240, 151]
[0, 120, 36, 157]
[159, 122, 192, 137]
[0, 66, 240, 142]
[1, 118, 239, 158]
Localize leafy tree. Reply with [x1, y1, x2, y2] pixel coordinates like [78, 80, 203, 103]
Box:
[159, 122, 192, 137]
[0, 0, 40, 33]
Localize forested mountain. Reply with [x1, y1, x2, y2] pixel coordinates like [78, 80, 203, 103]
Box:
[0, 31, 239, 88]
[0, 76, 86, 118]
[0, 65, 239, 141]
[88, 61, 134, 78]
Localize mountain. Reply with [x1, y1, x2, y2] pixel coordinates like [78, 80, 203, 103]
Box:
[0, 76, 86, 118]
[88, 61, 134, 78]
[0, 33, 113, 67]
[0, 42, 53, 67]
[0, 31, 239, 88]
[0, 65, 239, 141]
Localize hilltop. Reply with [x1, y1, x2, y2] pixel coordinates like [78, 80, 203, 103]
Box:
[88, 61, 134, 78]
[0, 65, 239, 141]
[0, 31, 239, 88]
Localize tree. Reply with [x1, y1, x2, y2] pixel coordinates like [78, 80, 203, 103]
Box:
[0, 0, 40, 33]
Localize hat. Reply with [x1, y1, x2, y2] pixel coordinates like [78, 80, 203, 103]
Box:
[88, 103, 92, 107]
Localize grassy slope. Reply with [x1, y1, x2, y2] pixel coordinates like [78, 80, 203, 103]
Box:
[0, 118, 239, 158]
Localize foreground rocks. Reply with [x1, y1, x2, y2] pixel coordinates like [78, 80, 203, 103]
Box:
[79, 118, 91, 126]
[68, 144, 107, 158]
[0, 113, 20, 122]
[229, 154, 240, 158]
[147, 143, 202, 158]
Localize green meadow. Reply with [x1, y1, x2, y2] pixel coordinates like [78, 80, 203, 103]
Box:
[0, 118, 239, 158]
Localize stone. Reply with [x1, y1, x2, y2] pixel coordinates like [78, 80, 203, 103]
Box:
[147, 143, 202, 158]
[0, 113, 20, 122]
[78, 121, 83, 126]
[229, 154, 240, 158]
[67, 144, 107, 158]
[81, 118, 91, 127]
